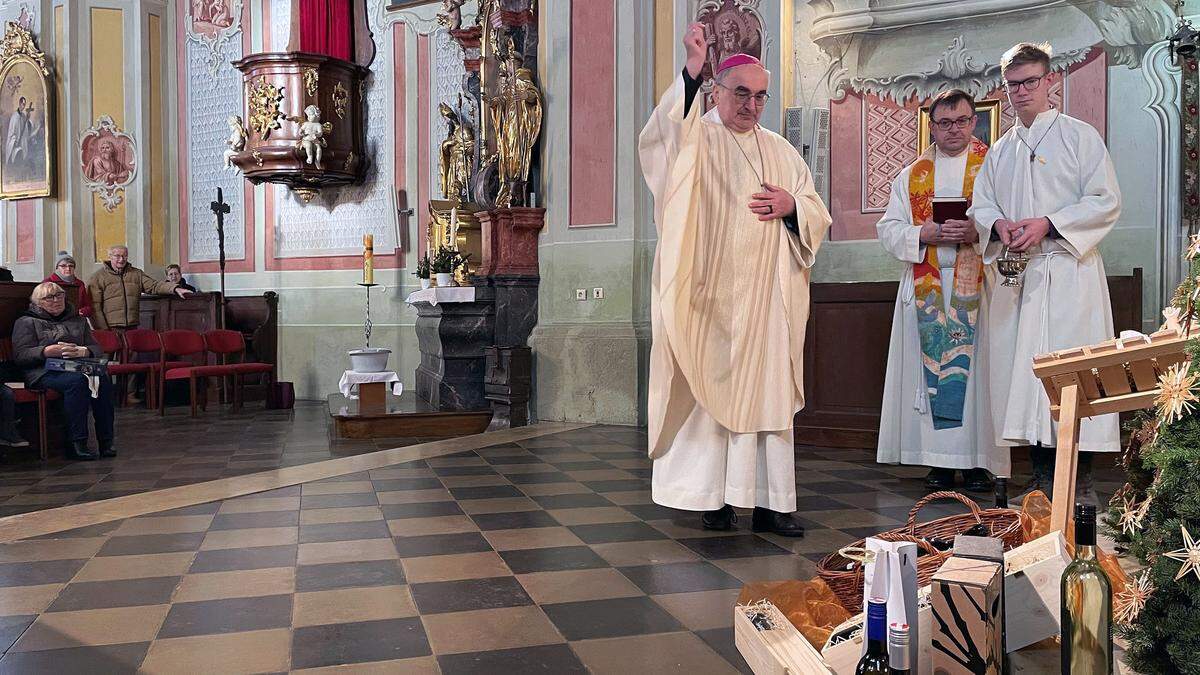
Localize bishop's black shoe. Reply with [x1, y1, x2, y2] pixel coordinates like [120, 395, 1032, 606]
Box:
[751, 507, 806, 538]
[962, 468, 994, 494]
[924, 467, 956, 491]
[701, 504, 737, 531]
[98, 439, 116, 459]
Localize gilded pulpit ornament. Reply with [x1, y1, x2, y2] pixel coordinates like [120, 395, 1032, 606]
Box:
[79, 115, 137, 212]
[295, 105, 328, 170]
[247, 77, 285, 138]
[332, 82, 349, 119]
[344, 151, 356, 172]
[0, 21, 55, 200]
[303, 67, 319, 97]
[359, 79, 367, 102]
[252, 149, 263, 166]
[223, 115, 247, 172]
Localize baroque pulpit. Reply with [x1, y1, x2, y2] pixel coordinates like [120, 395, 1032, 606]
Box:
[227, 0, 375, 202]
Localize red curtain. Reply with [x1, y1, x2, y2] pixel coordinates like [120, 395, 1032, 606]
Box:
[298, 0, 353, 61]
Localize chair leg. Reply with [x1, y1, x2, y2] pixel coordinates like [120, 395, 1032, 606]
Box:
[36, 395, 47, 461]
[232, 374, 242, 412]
[201, 378, 208, 412]
[189, 377, 198, 418]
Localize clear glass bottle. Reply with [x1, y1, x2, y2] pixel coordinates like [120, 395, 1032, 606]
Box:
[1061, 503, 1113, 674]
[856, 598, 890, 675]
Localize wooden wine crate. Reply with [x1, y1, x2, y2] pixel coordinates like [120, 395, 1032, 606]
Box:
[1003, 531, 1071, 651]
[733, 601, 834, 674]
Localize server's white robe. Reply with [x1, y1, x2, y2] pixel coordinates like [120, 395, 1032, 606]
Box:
[876, 150, 1007, 476]
[638, 74, 831, 511]
[967, 110, 1121, 452]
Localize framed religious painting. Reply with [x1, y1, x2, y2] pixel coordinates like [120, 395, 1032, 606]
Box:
[0, 22, 54, 200]
[917, 98, 1001, 155]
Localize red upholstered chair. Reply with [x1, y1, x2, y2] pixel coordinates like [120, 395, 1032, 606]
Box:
[94, 329, 155, 409]
[203, 330, 274, 412]
[159, 329, 236, 417]
[0, 338, 59, 460]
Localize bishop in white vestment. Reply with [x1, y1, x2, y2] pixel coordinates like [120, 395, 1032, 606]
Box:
[638, 26, 831, 536]
[877, 90, 1006, 491]
[967, 43, 1121, 501]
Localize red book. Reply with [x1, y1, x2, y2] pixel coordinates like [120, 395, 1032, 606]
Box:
[932, 198, 969, 224]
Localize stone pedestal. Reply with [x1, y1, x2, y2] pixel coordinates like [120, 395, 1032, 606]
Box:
[477, 207, 545, 277]
[413, 286, 495, 411]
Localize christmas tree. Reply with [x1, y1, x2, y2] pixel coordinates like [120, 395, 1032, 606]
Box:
[1104, 237, 1200, 675]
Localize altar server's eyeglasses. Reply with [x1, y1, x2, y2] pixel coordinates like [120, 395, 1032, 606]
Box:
[931, 115, 975, 131]
[1004, 75, 1044, 92]
[716, 83, 770, 106]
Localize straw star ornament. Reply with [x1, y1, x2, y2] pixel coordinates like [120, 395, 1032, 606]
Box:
[1155, 362, 1200, 425]
[1165, 524, 1200, 583]
[1187, 234, 1200, 261]
[1117, 494, 1153, 536]
[1114, 571, 1155, 625]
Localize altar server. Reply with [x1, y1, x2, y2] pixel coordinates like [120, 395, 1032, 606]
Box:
[876, 89, 1005, 492]
[967, 42, 1121, 504]
[638, 23, 831, 536]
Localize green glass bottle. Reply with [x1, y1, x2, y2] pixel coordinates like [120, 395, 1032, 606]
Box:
[856, 598, 890, 675]
[1061, 503, 1112, 674]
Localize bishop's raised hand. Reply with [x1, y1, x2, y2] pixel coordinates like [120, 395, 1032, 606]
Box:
[683, 23, 707, 79]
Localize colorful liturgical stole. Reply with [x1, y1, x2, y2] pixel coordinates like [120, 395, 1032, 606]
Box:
[908, 137, 987, 429]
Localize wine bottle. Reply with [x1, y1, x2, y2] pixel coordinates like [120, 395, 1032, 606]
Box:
[887, 622, 911, 675]
[1061, 503, 1113, 674]
[994, 477, 1009, 508]
[856, 598, 890, 675]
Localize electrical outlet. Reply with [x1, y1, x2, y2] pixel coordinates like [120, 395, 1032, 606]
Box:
[575, 289, 587, 301]
[593, 287, 604, 299]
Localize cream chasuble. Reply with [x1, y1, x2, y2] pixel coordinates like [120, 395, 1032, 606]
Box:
[967, 110, 1121, 452]
[638, 75, 831, 511]
[876, 149, 1005, 475]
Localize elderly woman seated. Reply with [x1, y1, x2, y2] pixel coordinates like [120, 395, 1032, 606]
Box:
[12, 282, 115, 461]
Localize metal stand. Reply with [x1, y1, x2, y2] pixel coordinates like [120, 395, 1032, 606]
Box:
[359, 283, 378, 348]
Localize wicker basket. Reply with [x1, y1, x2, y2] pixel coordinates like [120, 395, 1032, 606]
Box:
[816, 491, 1024, 612]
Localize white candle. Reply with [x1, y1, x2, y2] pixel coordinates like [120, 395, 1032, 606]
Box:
[449, 206, 459, 249]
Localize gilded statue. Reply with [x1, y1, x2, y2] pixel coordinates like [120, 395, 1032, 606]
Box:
[437, 99, 475, 203]
[487, 53, 542, 207]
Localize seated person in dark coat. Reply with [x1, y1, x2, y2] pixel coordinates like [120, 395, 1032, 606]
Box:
[165, 264, 198, 293]
[11, 282, 115, 461]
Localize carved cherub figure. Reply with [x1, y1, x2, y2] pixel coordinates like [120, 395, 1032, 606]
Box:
[295, 105, 327, 169]
[437, 0, 465, 30]
[223, 115, 247, 171]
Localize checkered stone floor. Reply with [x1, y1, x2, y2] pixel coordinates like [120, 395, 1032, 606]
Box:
[0, 426, 1126, 673]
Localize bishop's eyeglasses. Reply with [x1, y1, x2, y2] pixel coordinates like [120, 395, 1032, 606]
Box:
[930, 115, 976, 131]
[715, 83, 770, 107]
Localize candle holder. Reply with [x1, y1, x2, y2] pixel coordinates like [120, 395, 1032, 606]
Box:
[358, 282, 378, 346]
[347, 282, 391, 373]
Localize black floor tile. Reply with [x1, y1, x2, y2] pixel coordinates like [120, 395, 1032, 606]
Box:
[208, 510, 300, 531]
[409, 576, 534, 614]
[432, 466, 500, 477]
[582, 479, 650, 493]
[46, 576, 181, 612]
[0, 615, 35, 653]
[381, 501, 463, 520]
[291, 618, 431, 670]
[188, 544, 298, 573]
[619, 561, 743, 595]
[300, 493, 379, 509]
[469, 510, 560, 531]
[621, 503, 688, 521]
[298, 520, 391, 544]
[437, 644, 586, 675]
[568, 522, 668, 544]
[0, 642, 151, 673]
[802, 480, 876, 495]
[529, 493, 613, 509]
[676, 535, 791, 559]
[696, 626, 754, 674]
[448, 485, 525, 500]
[295, 560, 407, 592]
[0, 559, 89, 587]
[498, 546, 610, 574]
[372, 478, 446, 492]
[505, 472, 574, 485]
[157, 594, 293, 638]
[541, 596, 682, 640]
[392, 532, 493, 558]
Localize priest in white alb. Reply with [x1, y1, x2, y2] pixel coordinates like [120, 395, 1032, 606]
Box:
[876, 89, 1006, 493]
[638, 24, 831, 536]
[967, 42, 1121, 505]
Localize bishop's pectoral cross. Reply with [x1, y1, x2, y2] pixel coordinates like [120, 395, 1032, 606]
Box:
[210, 187, 231, 300]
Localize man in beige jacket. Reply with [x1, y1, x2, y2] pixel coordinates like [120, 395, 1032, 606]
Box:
[88, 244, 191, 331]
[638, 26, 831, 536]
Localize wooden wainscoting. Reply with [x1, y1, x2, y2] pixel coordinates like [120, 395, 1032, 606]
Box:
[794, 268, 1143, 449]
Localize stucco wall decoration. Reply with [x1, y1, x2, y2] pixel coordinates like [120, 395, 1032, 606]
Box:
[79, 115, 136, 212]
[186, 0, 244, 76]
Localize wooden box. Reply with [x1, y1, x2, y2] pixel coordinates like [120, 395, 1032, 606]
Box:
[733, 601, 834, 674]
[931, 557, 1004, 674]
[1003, 531, 1071, 652]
